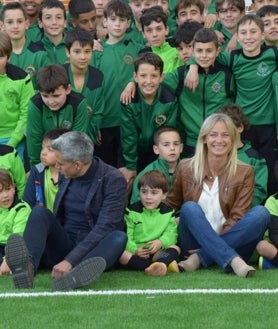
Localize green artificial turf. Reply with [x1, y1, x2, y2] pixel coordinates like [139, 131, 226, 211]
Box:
[0, 268, 278, 329]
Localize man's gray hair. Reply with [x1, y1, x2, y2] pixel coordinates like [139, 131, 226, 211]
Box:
[51, 131, 94, 164]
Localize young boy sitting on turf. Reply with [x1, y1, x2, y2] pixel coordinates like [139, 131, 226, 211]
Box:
[92, 0, 143, 168]
[0, 168, 31, 275]
[119, 170, 180, 276]
[171, 20, 203, 64]
[23, 128, 68, 211]
[1, 1, 49, 90]
[130, 126, 183, 204]
[213, 0, 245, 51]
[64, 29, 105, 145]
[0, 31, 35, 161]
[36, 0, 68, 64]
[26, 64, 89, 166]
[120, 52, 178, 183]
[139, 6, 183, 73]
[219, 104, 268, 206]
[257, 5, 278, 47]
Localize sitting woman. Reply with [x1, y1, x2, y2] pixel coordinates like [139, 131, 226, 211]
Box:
[166, 113, 270, 277]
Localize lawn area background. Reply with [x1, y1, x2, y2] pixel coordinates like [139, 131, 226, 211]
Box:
[1, 267, 278, 329]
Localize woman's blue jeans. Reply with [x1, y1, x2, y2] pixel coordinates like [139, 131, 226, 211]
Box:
[23, 206, 127, 272]
[178, 201, 270, 270]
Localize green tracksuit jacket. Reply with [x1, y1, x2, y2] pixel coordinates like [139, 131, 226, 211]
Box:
[125, 201, 177, 254]
[27, 91, 89, 165]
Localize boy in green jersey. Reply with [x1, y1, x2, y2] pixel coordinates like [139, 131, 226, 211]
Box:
[0, 31, 34, 161]
[0, 169, 31, 275]
[213, 0, 245, 51]
[120, 52, 178, 184]
[119, 170, 180, 276]
[92, 0, 142, 168]
[219, 104, 268, 207]
[1, 2, 49, 90]
[18, 0, 43, 43]
[26, 64, 89, 166]
[130, 126, 183, 204]
[24, 128, 68, 212]
[127, 0, 157, 45]
[64, 29, 105, 145]
[139, 6, 183, 73]
[171, 20, 203, 63]
[36, 0, 68, 64]
[257, 5, 278, 47]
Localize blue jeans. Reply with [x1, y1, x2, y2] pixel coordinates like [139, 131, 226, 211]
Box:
[178, 201, 270, 270]
[23, 206, 127, 272]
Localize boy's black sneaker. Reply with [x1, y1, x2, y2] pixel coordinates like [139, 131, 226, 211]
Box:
[52, 257, 106, 291]
[5, 233, 34, 289]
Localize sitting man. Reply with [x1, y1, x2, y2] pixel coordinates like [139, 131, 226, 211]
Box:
[6, 131, 127, 291]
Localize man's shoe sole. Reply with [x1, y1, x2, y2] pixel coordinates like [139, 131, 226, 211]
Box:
[52, 257, 106, 291]
[5, 234, 33, 289]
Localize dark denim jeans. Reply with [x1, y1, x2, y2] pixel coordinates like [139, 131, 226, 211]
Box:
[178, 201, 270, 270]
[23, 206, 127, 272]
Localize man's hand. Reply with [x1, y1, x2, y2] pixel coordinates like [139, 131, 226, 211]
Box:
[119, 167, 137, 184]
[51, 260, 73, 279]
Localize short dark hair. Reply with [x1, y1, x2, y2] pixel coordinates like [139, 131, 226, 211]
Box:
[138, 170, 168, 193]
[140, 6, 168, 31]
[43, 128, 69, 141]
[104, 0, 132, 19]
[1, 1, 27, 21]
[0, 168, 14, 191]
[37, 64, 69, 93]
[68, 0, 96, 19]
[216, 0, 245, 13]
[257, 5, 278, 18]
[134, 52, 164, 74]
[175, 0, 205, 17]
[153, 126, 181, 145]
[237, 14, 264, 32]
[65, 29, 94, 51]
[218, 104, 250, 131]
[193, 28, 219, 48]
[39, 0, 66, 21]
[0, 31, 13, 58]
[171, 21, 203, 46]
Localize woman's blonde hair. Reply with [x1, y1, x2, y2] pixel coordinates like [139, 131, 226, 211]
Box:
[190, 113, 239, 185]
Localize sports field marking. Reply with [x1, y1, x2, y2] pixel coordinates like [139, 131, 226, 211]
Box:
[1, 288, 278, 298]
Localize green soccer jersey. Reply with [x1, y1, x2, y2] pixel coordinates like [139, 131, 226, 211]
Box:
[0, 64, 35, 148]
[25, 22, 43, 43]
[64, 63, 105, 143]
[27, 91, 89, 165]
[92, 36, 143, 128]
[9, 41, 49, 91]
[212, 22, 241, 52]
[217, 46, 278, 125]
[121, 84, 178, 171]
[163, 62, 235, 148]
[39, 35, 68, 65]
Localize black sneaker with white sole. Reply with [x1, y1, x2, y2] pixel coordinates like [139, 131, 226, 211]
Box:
[5, 233, 34, 289]
[52, 257, 106, 291]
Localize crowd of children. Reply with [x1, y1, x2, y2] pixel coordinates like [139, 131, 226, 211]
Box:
[0, 0, 278, 289]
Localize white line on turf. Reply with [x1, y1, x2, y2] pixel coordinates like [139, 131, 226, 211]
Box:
[0, 289, 278, 298]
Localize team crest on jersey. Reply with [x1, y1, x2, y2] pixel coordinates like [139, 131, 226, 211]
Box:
[25, 65, 36, 78]
[257, 62, 270, 77]
[123, 54, 134, 65]
[62, 121, 72, 129]
[212, 82, 221, 93]
[87, 105, 93, 116]
[155, 114, 167, 126]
